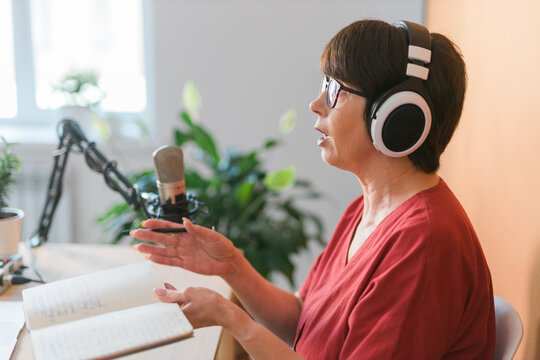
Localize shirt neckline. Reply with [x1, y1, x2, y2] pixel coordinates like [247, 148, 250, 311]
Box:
[343, 177, 444, 267]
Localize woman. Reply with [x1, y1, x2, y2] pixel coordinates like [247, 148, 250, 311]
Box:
[132, 19, 495, 359]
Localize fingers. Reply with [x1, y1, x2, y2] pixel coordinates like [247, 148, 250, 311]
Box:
[154, 287, 185, 303]
[134, 218, 213, 243]
[164, 282, 177, 290]
[131, 229, 181, 247]
[154, 286, 220, 304]
[182, 217, 218, 240]
[145, 254, 184, 268]
[141, 218, 183, 229]
[153, 286, 229, 329]
[181, 217, 195, 232]
[154, 285, 195, 306]
[135, 243, 178, 257]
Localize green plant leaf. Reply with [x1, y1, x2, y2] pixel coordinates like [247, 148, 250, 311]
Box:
[178, 110, 220, 165]
[264, 166, 295, 192]
[279, 109, 297, 135]
[95, 202, 130, 222]
[263, 139, 279, 149]
[231, 152, 260, 175]
[190, 125, 220, 166]
[174, 129, 191, 147]
[0, 137, 21, 211]
[236, 193, 267, 225]
[234, 180, 255, 207]
[183, 81, 201, 121]
[180, 110, 194, 127]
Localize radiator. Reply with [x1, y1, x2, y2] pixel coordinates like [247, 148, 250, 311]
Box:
[11, 163, 73, 244]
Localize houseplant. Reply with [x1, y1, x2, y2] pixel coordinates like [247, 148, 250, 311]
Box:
[97, 84, 325, 286]
[0, 137, 24, 255]
[53, 70, 105, 108]
[53, 70, 110, 140]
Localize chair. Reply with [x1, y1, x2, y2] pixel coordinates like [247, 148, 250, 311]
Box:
[493, 296, 523, 360]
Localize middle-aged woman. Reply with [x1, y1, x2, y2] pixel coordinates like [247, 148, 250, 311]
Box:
[131, 19, 495, 359]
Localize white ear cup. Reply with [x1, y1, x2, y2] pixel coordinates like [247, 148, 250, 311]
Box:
[370, 91, 431, 157]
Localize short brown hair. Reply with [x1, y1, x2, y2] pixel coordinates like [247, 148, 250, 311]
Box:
[320, 19, 467, 173]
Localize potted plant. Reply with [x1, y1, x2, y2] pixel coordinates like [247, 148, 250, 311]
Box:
[53, 70, 105, 108]
[97, 83, 325, 286]
[53, 70, 110, 140]
[0, 137, 23, 255]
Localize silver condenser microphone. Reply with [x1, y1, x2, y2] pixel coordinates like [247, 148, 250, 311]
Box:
[152, 145, 185, 204]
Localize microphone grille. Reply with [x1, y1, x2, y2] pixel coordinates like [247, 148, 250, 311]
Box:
[153, 145, 184, 182]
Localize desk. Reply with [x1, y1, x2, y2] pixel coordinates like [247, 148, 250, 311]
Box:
[1, 243, 232, 360]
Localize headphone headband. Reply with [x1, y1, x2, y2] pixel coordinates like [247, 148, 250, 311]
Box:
[367, 20, 433, 158]
[395, 21, 432, 80]
[395, 21, 431, 51]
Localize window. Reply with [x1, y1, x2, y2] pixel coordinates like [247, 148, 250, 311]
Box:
[0, 0, 17, 118]
[1, 0, 148, 131]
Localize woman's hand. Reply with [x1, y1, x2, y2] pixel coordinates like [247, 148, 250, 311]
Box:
[155, 283, 306, 359]
[132, 218, 238, 277]
[154, 283, 252, 331]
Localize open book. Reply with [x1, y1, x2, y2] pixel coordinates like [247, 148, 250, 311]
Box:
[22, 261, 194, 360]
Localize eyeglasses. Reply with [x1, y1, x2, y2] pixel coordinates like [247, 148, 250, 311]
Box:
[321, 76, 366, 109]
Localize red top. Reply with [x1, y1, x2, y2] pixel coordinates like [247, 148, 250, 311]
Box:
[295, 179, 495, 359]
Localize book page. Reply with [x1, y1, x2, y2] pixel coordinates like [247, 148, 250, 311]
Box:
[22, 261, 163, 331]
[30, 302, 193, 360]
[0, 301, 26, 360]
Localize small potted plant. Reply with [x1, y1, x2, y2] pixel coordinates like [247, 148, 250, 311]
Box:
[53, 70, 105, 108]
[53, 70, 110, 140]
[0, 137, 23, 255]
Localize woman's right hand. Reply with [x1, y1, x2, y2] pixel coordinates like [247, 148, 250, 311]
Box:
[132, 217, 238, 277]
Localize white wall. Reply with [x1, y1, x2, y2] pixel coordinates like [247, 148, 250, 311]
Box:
[13, 0, 424, 289]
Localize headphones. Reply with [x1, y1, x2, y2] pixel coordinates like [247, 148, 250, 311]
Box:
[368, 20, 433, 158]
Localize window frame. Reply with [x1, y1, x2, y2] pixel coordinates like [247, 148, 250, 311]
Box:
[2, 0, 154, 135]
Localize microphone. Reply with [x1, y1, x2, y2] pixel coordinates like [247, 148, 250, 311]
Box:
[153, 145, 186, 204]
[150, 145, 195, 223]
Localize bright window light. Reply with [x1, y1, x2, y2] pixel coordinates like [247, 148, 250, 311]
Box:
[30, 0, 146, 113]
[0, 0, 18, 118]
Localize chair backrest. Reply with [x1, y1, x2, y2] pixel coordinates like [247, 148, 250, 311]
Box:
[493, 296, 523, 360]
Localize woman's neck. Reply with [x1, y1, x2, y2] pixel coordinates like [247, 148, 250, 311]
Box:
[356, 164, 439, 228]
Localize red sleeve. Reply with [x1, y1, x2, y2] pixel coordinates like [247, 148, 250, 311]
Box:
[340, 224, 493, 359]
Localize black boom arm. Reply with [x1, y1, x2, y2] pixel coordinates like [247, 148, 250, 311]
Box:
[29, 119, 149, 247]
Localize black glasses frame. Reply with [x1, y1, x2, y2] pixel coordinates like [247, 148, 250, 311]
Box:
[321, 76, 366, 109]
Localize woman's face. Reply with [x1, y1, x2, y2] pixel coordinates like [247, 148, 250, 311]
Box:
[310, 78, 373, 173]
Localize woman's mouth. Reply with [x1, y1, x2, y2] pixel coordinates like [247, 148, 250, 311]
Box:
[317, 134, 331, 146]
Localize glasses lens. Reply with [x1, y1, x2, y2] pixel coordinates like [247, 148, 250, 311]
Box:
[320, 76, 329, 94]
[327, 78, 340, 108]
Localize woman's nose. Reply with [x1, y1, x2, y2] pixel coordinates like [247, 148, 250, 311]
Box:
[310, 91, 326, 116]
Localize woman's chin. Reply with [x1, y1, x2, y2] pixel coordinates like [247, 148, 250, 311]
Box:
[320, 151, 337, 167]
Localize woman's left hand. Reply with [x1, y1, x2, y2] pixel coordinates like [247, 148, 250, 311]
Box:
[155, 284, 306, 359]
[154, 283, 250, 330]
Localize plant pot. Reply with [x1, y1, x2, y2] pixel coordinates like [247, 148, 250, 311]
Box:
[58, 106, 109, 142]
[58, 105, 90, 125]
[0, 208, 24, 255]
[57, 105, 96, 138]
